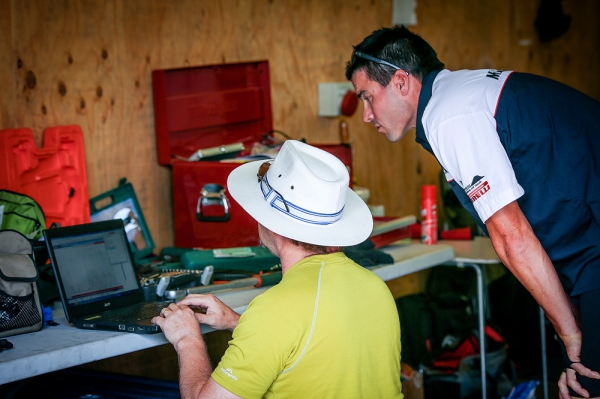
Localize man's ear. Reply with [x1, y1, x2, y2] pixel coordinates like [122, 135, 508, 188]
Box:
[392, 69, 410, 94]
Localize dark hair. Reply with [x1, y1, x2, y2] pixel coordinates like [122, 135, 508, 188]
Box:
[290, 239, 341, 255]
[345, 25, 444, 86]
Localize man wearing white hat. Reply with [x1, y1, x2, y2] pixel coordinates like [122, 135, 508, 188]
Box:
[153, 140, 403, 399]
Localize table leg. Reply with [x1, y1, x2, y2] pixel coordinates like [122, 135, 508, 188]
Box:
[445, 262, 487, 399]
[540, 306, 549, 399]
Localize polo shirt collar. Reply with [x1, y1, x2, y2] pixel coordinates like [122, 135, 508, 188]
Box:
[415, 69, 443, 152]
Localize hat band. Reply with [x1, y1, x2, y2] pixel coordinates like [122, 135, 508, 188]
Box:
[260, 179, 344, 225]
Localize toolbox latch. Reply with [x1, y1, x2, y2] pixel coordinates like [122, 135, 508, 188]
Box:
[197, 184, 230, 222]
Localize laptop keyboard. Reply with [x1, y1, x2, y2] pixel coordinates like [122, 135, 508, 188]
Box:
[103, 301, 168, 322]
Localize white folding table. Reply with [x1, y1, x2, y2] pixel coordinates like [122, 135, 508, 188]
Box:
[0, 242, 455, 386]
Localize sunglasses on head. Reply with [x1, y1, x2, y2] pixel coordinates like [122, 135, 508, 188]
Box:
[351, 49, 409, 75]
[257, 161, 290, 213]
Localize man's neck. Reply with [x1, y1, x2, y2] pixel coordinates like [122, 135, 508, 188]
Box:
[262, 229, 336, 274]
[279, 245, 316, 273]
[278, 244, 340, 274]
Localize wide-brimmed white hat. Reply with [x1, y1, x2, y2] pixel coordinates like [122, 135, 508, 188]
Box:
[227, 140, 373, 246]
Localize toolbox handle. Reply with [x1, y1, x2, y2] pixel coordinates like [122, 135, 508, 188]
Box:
[196, 184, 230, 222]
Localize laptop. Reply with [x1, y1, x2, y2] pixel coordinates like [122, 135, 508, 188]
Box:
[44, 219, 171, 334]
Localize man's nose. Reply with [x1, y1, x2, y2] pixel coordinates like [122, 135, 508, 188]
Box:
[362, 103, 373, 123]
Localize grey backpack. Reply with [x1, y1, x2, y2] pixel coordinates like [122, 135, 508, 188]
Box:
[0, 229, 44, 337]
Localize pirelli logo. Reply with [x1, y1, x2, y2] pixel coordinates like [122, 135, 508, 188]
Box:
[465, 175, 490, 203]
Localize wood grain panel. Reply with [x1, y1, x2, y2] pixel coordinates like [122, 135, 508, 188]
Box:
[1, 0, 597, 382]
[0, 1, 16, 128]
[1, 0, 598, 253]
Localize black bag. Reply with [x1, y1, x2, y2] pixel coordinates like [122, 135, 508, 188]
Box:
[423, 325, 516, 399]
[396, 265, 517, 399]
[0, 230, 44, 337]
[396, 291, 478, 370]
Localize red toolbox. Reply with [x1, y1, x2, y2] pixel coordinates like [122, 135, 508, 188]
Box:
[153, 61, 352, 249]
[0, 125, 90, 228]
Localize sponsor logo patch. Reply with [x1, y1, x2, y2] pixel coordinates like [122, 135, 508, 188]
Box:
[465, 175, 490, 203]
[486, 70, 503, 80]
[220, 367, 238, 381]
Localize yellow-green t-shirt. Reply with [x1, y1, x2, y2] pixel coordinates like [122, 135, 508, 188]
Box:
[211, 252, 403, 399]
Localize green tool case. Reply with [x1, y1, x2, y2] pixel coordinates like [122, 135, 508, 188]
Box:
[180, 246, 280, 274]
[90, 178, 154, 261]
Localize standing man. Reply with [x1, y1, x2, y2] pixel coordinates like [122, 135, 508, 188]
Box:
[346, 25, 600, 399]
[153, 140, 403, 399]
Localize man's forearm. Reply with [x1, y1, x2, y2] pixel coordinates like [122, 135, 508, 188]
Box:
[493, 229, 577, 336]
[486, 202, 579, 338]
[176, 337, 213, 399]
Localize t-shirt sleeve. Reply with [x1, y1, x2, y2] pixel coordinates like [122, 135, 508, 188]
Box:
[210, 294, 294, 399]
[429, 111, 524, 222]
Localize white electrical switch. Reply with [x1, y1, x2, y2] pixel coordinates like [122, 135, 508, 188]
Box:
[392, 0, 417, 26]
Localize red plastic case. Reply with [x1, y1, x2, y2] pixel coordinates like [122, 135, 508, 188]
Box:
[0, 125, 90, 228]
[152, 61, 352, 249]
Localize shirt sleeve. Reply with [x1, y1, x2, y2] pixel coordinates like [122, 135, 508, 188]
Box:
[428, 111, 524, 222]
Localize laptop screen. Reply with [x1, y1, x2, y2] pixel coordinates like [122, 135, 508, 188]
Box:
[50, 227, 139, 307]
[45, 219, 145, 321]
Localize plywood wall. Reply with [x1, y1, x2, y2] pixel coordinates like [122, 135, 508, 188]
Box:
[1, 0, 598, 252]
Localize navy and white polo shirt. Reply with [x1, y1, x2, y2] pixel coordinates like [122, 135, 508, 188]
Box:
[416, 68, 600, 296]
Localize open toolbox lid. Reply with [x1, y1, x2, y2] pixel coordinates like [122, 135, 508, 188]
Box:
[90, 178, 155, 261]
[152, 60, 273, 166]
[0, 125, 90, 228]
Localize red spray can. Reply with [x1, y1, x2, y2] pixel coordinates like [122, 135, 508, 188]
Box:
[421, 185, 438, 245]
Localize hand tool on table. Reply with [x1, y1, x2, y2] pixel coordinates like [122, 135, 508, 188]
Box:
[163, 270, 282, 301]
[156, 266, 214, 297]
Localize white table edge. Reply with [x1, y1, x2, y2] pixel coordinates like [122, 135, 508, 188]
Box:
[0, 243, 454, 385]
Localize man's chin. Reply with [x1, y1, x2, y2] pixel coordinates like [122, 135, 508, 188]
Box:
[383, 131, 402, 143]
[374, 125, 406, 142]
[385, 127, 414, 143]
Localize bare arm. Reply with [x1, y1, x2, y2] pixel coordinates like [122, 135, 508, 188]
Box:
[174, 325, 214, 399]
[151, 301, 242, 399]
[486, 201, 599, 397]
[485, 201, 577, 342]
